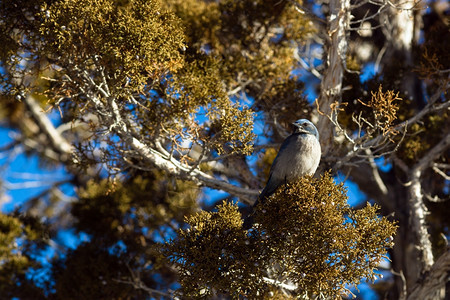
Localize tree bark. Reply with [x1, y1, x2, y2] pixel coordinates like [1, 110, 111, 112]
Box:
[407, 248, 450, 300]
[317, 0, 350, 154]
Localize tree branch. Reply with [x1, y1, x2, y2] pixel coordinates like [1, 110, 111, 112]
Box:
[413, 133, 450, 173]
[407, 168, 434, 271]
[316, 0, 351, 154]
[326, 87, 449, 170]
[405, 133, 450, 275]
[125, 134, 259, 204]
[78, 74, 260, 204]
[407, 248, 450, 300]
[22, 95, 73, 156]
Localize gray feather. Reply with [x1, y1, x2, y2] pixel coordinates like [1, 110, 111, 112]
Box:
[245, 119, 321, 228]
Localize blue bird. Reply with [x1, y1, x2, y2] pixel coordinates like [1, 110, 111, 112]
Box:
[244, 119, 321, 228]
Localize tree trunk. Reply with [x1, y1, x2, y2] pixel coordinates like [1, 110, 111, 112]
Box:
[317, 0, 350, 154]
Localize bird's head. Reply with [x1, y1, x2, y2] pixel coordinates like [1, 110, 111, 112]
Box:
[292, 119, 319, 140]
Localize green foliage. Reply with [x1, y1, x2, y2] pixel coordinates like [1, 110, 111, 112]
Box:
[49, 172, 199, 298]
[168, 0, 314, 127]
[35, 0, 256, 159]
[0, 214, 30, 281]
[165, 0, 221, 47]
[52, 243, 136, 299]
[164, 201, 266, 298]
[396, 113, 449, 166]
[165, 0, 321, 153]
[165, 174, 397, 298]
[40, 0, 186, 96]
[2, 0, 433, 298]
[417, 13, 450, 86]
[75, 173, 199, 244]
[0, 0, 42, 64]
[166, 52, 256, 154]
[0, 0, 47, 126]
[0, 213, 47, 298]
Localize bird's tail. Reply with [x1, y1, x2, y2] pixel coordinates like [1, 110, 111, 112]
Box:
[242, 196, 265, 230]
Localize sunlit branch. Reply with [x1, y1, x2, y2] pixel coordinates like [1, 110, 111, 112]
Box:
[350, 1, 388, 27]
[316, 0, 351, 154]
[75, 68, 259, 204]
[287, 0, 327, 24]
[407, 168, 434, 270]
[22, 95, 73, 155]
[262, 277, 297, 291]
[403, 135, 450, 274]
[432, 163, 450, 181]
[365, 149, 389, 196]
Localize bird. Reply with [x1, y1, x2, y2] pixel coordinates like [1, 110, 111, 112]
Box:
[243, 119, 321, 229]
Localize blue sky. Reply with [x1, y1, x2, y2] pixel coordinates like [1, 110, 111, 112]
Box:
[0, 40, 384, 299]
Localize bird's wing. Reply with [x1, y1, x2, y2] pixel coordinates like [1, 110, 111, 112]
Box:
[258, 173, 280, 202]
[257, 136, 293, 203]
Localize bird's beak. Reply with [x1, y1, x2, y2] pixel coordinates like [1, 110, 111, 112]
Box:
[292, 122, 308, 134]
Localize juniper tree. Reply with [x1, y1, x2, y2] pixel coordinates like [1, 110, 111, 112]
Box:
[0, 0, 448, 299]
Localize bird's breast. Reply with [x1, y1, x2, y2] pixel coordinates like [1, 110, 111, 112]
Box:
[278, 134, 321, 180]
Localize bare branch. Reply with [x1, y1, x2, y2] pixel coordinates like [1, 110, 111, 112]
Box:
[114, 263, 174, 299]
[407, 168, 434, 272]
[402, 134, 450, 265]
[365, 149, 389, 196]
[391, 269, 407, 300]
[22, 95, 73, 155]
[350, 1, 389, 27]
[0, 139, 21, 153]
[432, 163, 450, 181]
[413, 133, 450, 173]
[326, 82, 449, 170]
[125, 134, 259, 204]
